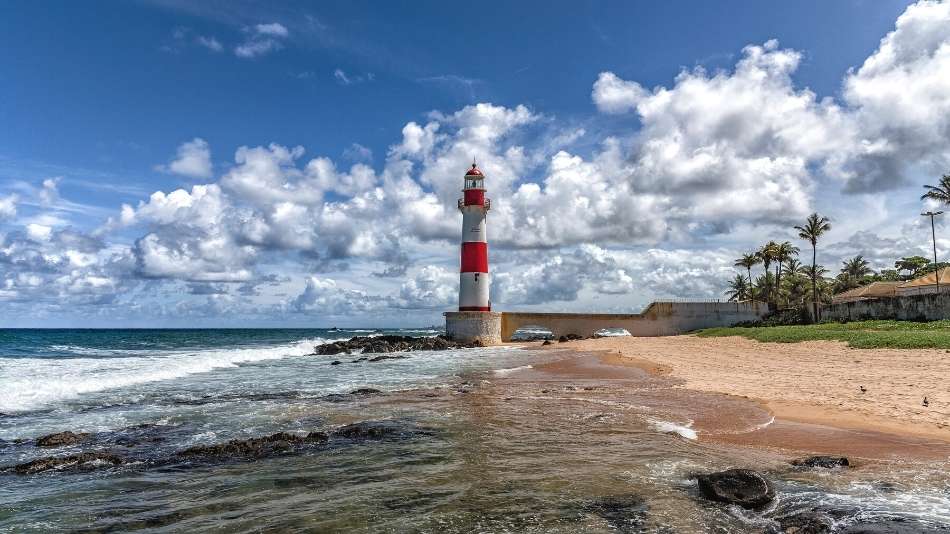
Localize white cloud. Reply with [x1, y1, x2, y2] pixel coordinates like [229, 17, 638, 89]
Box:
[196, 35, 223, 52]
[235, 23, 289, 58]
[840, 0, 950, 191]
[254, 23, 288, 37]
[162, 138, 213, 179]
[592, 71, 648, 114]
[0, 194, 17, 220]
[334, 68, 374, 85]
[39, 177, 61, 206]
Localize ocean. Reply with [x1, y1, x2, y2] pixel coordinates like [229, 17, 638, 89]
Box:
[1, 329, 948, 532]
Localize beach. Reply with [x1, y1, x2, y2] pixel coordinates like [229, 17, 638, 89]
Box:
[561, 334, 950, 445]
[3, 329, 950, 531]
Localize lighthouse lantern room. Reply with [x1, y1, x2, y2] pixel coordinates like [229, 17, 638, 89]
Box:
[458, 161, 491, 311]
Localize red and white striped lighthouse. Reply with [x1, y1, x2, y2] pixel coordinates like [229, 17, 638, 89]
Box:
[458, 161, 491, 311]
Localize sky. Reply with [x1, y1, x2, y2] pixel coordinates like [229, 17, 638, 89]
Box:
[1, 0, 949, 327]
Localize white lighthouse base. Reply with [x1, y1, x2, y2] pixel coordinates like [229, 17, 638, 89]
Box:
[444, 311, 502, 345]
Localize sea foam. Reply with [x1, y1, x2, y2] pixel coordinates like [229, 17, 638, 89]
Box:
[0, 338, 324, 413]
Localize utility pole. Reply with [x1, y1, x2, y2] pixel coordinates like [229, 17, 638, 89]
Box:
[922, 211, 944, 292]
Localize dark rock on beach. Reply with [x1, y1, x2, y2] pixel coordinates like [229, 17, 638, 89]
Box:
[558, 334, 585, 343]
[331, 420, 429, 441]
[695, 468, 775, 509]
[35, 431, 89, 447]
[582, 494, 648, 533]
[13, 451, 124, 474]
[314, 335, 480, 356]
[768, 512, 834, 534]
[791, 455, 850, 469]
[177, 431, 328, 460]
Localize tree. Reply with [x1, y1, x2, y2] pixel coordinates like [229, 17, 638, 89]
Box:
[725, 274, 749, 302]
[774, 241, 800, 307]
[734, 253, 761, 301]
[835, 255, 875, 292]
[795, 213, 832, 321]
[758, 241, 779, 307]
[895, 256, 930, 279]
[921, 173, 950, 204]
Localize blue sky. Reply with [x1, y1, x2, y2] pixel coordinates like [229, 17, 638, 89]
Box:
[1, 0, 948, 327]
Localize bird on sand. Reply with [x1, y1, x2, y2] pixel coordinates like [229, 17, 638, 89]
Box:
[923, 396, 929, 407]
[859, 386, 867, 393]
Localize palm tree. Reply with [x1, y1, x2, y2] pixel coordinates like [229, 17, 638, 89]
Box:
[734, 253, 761, 301]
[783, 258, 805, 276]
[758, 241, 779, 307]
[795, 213, 832, 321]
[842, 255, 873, 280]
[725, 274, 749, 302]
[774, 241, 800, 308]
[921, 173, 950, 204]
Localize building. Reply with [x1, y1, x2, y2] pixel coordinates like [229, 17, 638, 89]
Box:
[895, 266, 950, 296]
[831, 281, 901, 304]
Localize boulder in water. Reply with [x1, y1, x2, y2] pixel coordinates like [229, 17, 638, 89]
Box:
[791, 455, 849, 469]
[769, 512, 834, 534]
[13, 451, 123, 474]
[35, 431, 89, 447]
[331, 420, 426, 441]
[695, 468, 775, 509]
[349, 388, 382, 396]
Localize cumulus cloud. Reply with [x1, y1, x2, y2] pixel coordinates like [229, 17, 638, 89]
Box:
[840, 0, 950, 191]
[592, 71, 648, 114]
[235, 22, 289, 58]
[39, 177, 61, 206]
[163, 138, 213, 179]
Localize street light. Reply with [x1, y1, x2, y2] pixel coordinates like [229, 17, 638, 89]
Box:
[921, 211, 944, 293]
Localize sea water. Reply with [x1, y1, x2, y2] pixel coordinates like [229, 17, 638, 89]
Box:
[0, 329, 948, 532]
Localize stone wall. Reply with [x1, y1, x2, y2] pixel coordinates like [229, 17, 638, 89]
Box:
[822, 292, 950, 322]
[498, 301, 768, 342]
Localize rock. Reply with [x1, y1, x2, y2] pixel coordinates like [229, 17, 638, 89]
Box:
[330, 360, 342, 366]
[695, 468, 775, 509]
[349, 388, 382, 396]
[177, 431, 326, 460]
[315, 335, 482, 356]
[558, 335, 569, 343]
[331, 420, 426, 441]
[769, 512, 834, 534]
[35, 431, 90, 447]
[791, 456, 849, 469]
[13, 451, 123, 474]
[582, 494, 648, 533]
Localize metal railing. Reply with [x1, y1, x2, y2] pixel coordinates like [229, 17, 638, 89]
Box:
[457, 198, 491, 210]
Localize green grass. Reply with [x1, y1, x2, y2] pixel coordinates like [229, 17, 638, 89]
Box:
[696, 320, 950, 349]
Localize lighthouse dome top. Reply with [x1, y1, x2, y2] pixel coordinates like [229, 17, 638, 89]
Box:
[465, 162, 484, 177]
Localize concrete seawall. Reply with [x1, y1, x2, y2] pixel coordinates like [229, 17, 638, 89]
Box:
[823, 292, 950, 322]
[446, 301, 768, 344]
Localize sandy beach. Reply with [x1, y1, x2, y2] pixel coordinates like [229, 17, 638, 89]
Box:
[558, 334, 950, 444]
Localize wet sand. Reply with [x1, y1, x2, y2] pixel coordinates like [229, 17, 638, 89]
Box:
[522, 339, 950, 461]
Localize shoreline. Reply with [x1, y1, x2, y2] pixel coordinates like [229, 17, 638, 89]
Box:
[520, 335, 950, 459]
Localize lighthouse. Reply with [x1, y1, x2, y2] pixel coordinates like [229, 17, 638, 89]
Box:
[458, 161, 491, 311]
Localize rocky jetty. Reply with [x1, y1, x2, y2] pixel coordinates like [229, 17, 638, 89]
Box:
[13, 451, 124, 474]
[35, 431, 89, 447]
[792, 455, 850, 469]
[314, 335, 482, 356]
[695, 468, 775, 509]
